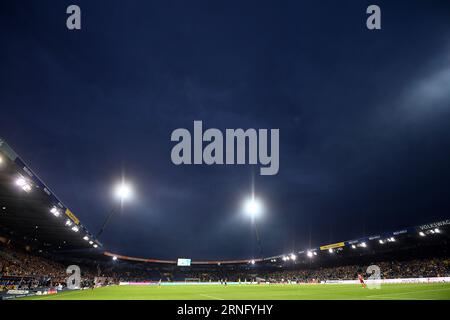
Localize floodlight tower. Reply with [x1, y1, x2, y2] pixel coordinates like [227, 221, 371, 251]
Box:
[95, 181, 133, 240]
[244, 195, 264, 256]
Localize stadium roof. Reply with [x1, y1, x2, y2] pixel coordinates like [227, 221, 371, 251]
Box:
[0, 137, 101, 251]
[103, 218, 450, 265]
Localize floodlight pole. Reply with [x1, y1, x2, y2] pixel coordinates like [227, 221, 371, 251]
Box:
[96, 204, 119, 240]
[254, 219, 263, 256]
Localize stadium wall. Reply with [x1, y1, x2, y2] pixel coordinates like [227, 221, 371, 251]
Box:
[324, 277, 450, 284]
[119, 277, 450, 286]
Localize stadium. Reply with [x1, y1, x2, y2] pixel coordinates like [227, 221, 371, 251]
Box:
[2, 1, 450, 310]
[1, 138, 449, 300]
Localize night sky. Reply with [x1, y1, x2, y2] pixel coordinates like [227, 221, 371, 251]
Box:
[1, 0, 450, 260]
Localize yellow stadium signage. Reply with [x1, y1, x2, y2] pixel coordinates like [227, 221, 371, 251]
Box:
[65, 209, 80, 225]
[320, 242, 345, 250]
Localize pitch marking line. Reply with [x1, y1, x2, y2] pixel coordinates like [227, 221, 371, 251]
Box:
[367, 287, 450, 299]
[199, 293, 224, 300]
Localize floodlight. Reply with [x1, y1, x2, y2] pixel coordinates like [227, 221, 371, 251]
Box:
[379, 240, 384, 244]
[290, 254, 297, 260]
[16, 177, 26, 186]
[307, 251, 313, 258]
[93, 244, 98, 248]
[16, 177, 32, 192]
[112, 256, 118, 261]
[71, 226, 79, 232]
[328, 248, 334, 253]
[65, 219, 73, 226]
[360, 242, 367, 248]
[351, 244, 356, 249]
[419, 231, 425, 237]
[83, 236, 89, 241]
[434, 228, 440, 233]
[250, 259, 255, 265]
[389, 237, 395, 242]
[115, 182, 133, 201]
[243, 197, 263, 218]
[89, 240, 94, 245]
[50, 207, 60, 217]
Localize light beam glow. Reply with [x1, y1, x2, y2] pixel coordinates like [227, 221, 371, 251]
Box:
[243, 197, 263, 218]
[115, 182, 133, 201]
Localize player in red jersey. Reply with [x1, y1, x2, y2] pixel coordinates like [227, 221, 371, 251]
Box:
[358, 273, 367, 288]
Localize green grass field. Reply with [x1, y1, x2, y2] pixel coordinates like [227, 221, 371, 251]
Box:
[19, 283, 450, 300]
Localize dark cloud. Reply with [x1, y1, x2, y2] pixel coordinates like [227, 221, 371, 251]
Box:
[1, 0, 450, 259]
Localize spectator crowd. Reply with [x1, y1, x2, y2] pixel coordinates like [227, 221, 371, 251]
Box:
[1, 242, 449, 291]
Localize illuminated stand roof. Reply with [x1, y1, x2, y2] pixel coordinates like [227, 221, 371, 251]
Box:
[0, 137, 100, 251]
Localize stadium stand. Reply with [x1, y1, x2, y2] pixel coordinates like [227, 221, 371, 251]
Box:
[1, 239, 450, 289]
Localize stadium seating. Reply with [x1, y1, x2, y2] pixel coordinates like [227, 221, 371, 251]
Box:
[1, 241, 449, 291]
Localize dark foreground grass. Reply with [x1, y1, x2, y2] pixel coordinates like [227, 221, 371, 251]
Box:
[19, 283, 450, 300]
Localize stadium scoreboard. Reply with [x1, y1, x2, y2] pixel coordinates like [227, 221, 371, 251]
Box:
[177, 258, 191, 266]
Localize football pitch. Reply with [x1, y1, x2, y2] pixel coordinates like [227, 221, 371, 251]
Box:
[20, 283, 450, 300]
